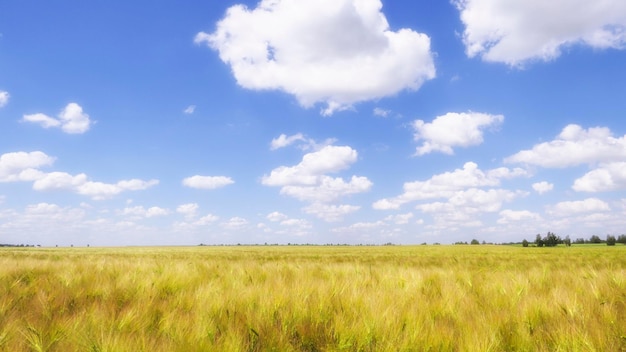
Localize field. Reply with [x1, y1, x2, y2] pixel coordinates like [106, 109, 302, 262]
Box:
[0, 245, 625, 351]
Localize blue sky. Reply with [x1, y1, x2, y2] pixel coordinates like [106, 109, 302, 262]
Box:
[1, 0, 626, 246]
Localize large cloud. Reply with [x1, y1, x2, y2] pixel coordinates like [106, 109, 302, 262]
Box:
[22, 103, 92, 134]
[412, 112, 503, 155]
[197, 0, 435, 115]
[454, 0, 626, 66]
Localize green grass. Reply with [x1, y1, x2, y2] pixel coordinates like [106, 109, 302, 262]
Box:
[1, 245, 625, 351]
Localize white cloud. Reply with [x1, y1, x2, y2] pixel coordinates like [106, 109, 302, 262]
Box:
[270, 133, 306, 150]
[505, 125, 626, 167]
[412, 112, 504, 155]
[0, 91, 9, 107]
[267, 211, 288, 222]
[0, 151, 157, 200]
[303, 203, 360, 222]
[384, 212, 414, 225]
[373, 162, 524, 210]
[0, 151, 54, 182]
[454, 0, 626, 66]
[373, 108, 391, 117]
[182, 175, 234, 189]
[418, 188, 522, 214]
[122, 206, 170, 218]
[196, 214, 220, 225]
[280, 175, 372, 203]
[532, 181, 554, 194]
[198, 0, 435, 115]
[497, 209, 542, 224]
[33, 172, 158, 200]
[270, 133, 337, 151]
[22, 113, 61, 128]
[262, 145, 358, 186]
[332, 220, 386, 233]
[22, 103, 92, 134]
[177, 203, 199, 218]
[183, 105, 196, 114]
[279, 218, 311, 228]
[548, 198, 611, 217]
[221, 217, 249, 230]
[263, 145, 372, 204]
[573, 162, 626, 192]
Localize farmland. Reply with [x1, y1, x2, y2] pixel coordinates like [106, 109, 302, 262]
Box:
[0, 245, 625, 351]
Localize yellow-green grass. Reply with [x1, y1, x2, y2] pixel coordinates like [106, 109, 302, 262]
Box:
[0, 245, 625, 351]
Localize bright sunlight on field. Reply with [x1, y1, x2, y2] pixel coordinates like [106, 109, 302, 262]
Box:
[1, 245, 625, 351]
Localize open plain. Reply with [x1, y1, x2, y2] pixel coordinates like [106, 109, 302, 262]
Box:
[0, 245, 625, 351]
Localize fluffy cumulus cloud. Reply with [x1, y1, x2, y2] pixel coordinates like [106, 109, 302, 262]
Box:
[373, 162, 530, 232]
[261, 211, 312, 236]
[412, 112, 503, 155]
[373, 162, 526, 210]
[33, 172, 159, 200]
[22, 103, 92, 134]
[506, 125, 626, 167]
[532, 181, 554, 194]
[177, 203, 199, 219]
[280, 175, 372, 203]
[122, 206, 170, 219]
[454, 0, 626, 66]
[0, 151, 157, 199]
[303, 203, 360, 222]
[417, 188, 522, 216]
[263, 144, 370, 221]
[0, 151, 54, 182]
[2, 203, 87, 230]
[198, 0, 435, 115]
[573, 162, 626, 192]
[267, 211, 288, 222]
[506, 124, 626, 192]
[221, 217, 249, 230]
[547, 198, 611, 217]
[0, 91, 9, 107]
[497, 209, 542, 224]
[173, 205, 220, 231]
[182, 175, 234, 189]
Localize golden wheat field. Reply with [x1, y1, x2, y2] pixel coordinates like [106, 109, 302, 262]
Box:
[0, 245, 625, 351]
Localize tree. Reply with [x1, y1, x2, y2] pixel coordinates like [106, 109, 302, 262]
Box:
[606, 235, 616, 246]
[618, 235, 626, 244]
[535, 234, 544, 247]
[589, 235, 602, 244]
[563, 236, 571, 247]
[544, 232, 561, 247]
[470, 239, 480, 245]
[522, 239, 529, 247]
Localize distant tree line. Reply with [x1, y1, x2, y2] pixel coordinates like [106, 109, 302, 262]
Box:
[521, 233, 626, 247]
[0, 244, 38, 247]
